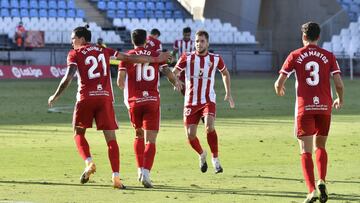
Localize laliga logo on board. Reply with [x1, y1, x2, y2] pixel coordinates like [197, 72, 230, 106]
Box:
[11, 66, 43, 78]
[50, 66, 67, 78]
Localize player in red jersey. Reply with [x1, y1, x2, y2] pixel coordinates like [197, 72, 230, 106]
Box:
[172, 27, 195, 95]
[48, 25, 169, 189]
[145, 28, 162, 53]
[173, 30, 235, 174]
[117, 29, 181, 188]
[274, 22, 344, 203]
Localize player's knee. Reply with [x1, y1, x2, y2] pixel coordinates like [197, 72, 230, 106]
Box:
[205, 126, 215, 134]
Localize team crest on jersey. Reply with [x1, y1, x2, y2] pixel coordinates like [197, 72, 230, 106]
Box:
[199, 68, 204, 77]
[97, 84, 103, 91]
[313, 96, 320, 105]
[184, 108, 191, 116]
[142, 91, 149, 97]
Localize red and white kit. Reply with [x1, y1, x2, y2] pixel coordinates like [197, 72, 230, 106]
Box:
[145, 35, 162, 53]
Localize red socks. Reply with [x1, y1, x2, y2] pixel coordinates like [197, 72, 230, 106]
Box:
[207, 130, 218, 158]
[188, 137, 203, 155]
[315, 147, 328, 181]
[301, 152, 315, 193]
[107, 140, 120, 173]
[143, 143, 156, 170]
[134, 138, 145, 168]
[74, 133, 91, 160]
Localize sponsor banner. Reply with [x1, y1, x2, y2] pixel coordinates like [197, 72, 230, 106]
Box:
[0, 65, 67, 79]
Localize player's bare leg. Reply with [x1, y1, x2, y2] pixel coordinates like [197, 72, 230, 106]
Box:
[315, 135, 328, 203]
[186, 125, 207, 173]
[104, 130, 125, 189]
[74, 127, 97, 184]
[134, 128, 145, 181]
[298, 136, 317, 202]
[205, 115, 222, 174]
[141, 130, 158, 188]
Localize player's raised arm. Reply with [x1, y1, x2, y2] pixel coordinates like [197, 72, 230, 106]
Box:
[220, 69, 235, 108]
[115, 51, 170, 64]
[332, 74, 344, 109]
[274, 73, 287, 96]
[48, 64, 77, 107]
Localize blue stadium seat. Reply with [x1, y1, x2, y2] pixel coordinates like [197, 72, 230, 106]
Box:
[48, 0, 57, 9]
[136, 1, 145, 10]
[146, 2, 155, 10]
[0, 8, 10, 17]
[155, 2, 164, 10]
[107, 10, 115, 18]
[58, 1, 67, 9]
[67, 0, 75, 9]
[38, 0, 47, 9]
[117, 1, 126, 10]
[164, 10, 172, 18]
[76, 9, 85, 18]
[19, 0, 29, 8]
[38, 8, 47, 17]
[1, 0, 10, 8]
[135, 10, 145, 18]
[173, 10, 183, 19]
[127, 1, 136, 10]
[10, 8, 20, 17]
[29, 0, 38, 8]
[29, 8, 38, 17]
[107, 1, 116, 10]
[127, 10, 135, 18]
[97, 1, 106, 10]
[116, 10, 126, 18]
[145, 10, 154, 18]
[154, 10, 163, 18]
[48, 9, 57, 17]
[10, 0, 19, 8]
[165, 2, 174, 10]
[58, 9, 66, 17]
[67, 9, 75, 18]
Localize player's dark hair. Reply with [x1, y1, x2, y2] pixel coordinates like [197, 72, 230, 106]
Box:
[301, 22, 320, 41]
[196, 30, 209, 41]
[131, 29, 147, 46]
[73, 24, 91, 42]
[183, 27, 191, 33]
[150, 28, 161, 37]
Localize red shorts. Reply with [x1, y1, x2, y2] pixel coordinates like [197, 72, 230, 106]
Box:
[184, 102, 216, 125]
[128, 102, 160, 131]
[73, 99, 118, 130]
[296, 114, 331, 137]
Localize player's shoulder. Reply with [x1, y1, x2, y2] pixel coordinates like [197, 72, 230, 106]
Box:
[209, 52, 221, 57]
[68, 49, 77, 55]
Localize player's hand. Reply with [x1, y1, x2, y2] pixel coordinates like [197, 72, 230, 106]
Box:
[173, 79, 184, 92]
[332, 98, 343, 109]
[157, 51, 171, 63]
[224, 94, 235, 108]
[275, 85, 286, 96]
[48, 94, 58, 108]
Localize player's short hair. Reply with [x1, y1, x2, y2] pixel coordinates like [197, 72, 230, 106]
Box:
[183, 27, 191, 33]
[301, 22, 320, 41]
[150, 28, 161, 37]
[195, 30, 209, 41]
[131, 29, 147, 46]
[73, 24, 91, 42]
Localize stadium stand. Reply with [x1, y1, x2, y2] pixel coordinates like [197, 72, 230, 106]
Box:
[337, 0, 360, 21]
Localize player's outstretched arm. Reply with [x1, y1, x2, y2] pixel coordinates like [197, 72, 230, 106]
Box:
[117, 70, 126, 90]
[48, 64, 77, 107]
[161, 65, 182, 91]
[332, 74, 344, 109]
[221, 69, 235, 108]
[116, 52, 170, 64]
[274, 74, 287, 96]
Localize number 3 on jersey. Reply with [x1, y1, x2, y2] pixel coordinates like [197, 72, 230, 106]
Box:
[305, 61, 319, 86]
[86, 53, 107, 79]
[136, 63, 155, 81]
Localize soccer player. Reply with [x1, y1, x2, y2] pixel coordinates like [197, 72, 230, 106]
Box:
[48, 25, 169, 189]
[173, 27, 195, 95]
[274, 22, 344, 203]
[145, 28, 162, 53]
[117, 29, 181, 188]
[173, 30, 235, 174]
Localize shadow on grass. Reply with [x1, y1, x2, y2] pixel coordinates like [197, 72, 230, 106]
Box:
[0, 179, 359, 201]
[233, 175, 360, 184]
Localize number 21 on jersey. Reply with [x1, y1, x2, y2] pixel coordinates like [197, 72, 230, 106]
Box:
[85, 53, 107, 79]
[305, 61, 319, 86]
[136, 63, 155, 81]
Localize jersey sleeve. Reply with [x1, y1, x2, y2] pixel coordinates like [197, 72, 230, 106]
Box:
[279, 52, 295, 77]
[105, 47, 118, 58]
[157, 43, 163, 52]
[175, 53, 187, 72]
[216, 56, 227, 72]
[67, 50, 77, 66]
[330, 54, 341, 76]
[118, 60, 128, 71]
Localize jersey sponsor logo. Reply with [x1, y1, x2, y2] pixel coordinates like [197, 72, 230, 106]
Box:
[97, 84, 103, 91]
[313, 96, 320, 105]
[11, 66, 43, 78]
[142, 91, 149, 97]
[50, 66, 67, 78]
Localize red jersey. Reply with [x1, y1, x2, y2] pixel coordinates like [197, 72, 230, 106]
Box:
[173, 39, 194, 58]
[118, 47, 167, 108]
[145, 36, 162, 53]
[280, 44, 341, 116]
[175, 51, 226, 106]
[67, 44, 118, 101]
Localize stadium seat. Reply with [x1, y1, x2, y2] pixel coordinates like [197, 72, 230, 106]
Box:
[136, 1, 145, 10]
[146, 2, 155, 10]
[145, 10, 154, 18]
[127, 2, 136, 10]
[58, 1, 67, 9]
[67, 0, 75, 9]
[117, 1, 126, 10]
[165, 2, 174, 10]
[127, 10, 135, 18]
[1, 0, 10, 8]
[38, 9, 47, 17]
[29, 8, 38, 17]
[38, 0, 47, 9]
[164, 10, 172, 18]
[97, 1, 106, 10]
[135, 10, 145, 18]
[29, 0, 38, 8]
[10, 0, 19, 8]
[116, 10, 126, 18]
[48, 9, 57, 17]
[48, 0, 57, 9]
[155, 2, 164, 10]
[173, 10, 183, 18]
[107, 1, 116, 10]
[155, 10, 163, 18]
[76, 9, 85, 18]
[67, 9, 76, 18]
[0, 8, 10, 17]
[107, 10, 115, 18]
[58, 9, 66, 17]
[10, 8, 20, 17]
[19, 0, 29, 8]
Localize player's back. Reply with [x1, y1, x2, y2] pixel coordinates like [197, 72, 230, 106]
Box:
[145, 36, 162, 53]
[67, 44, 117, 101]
